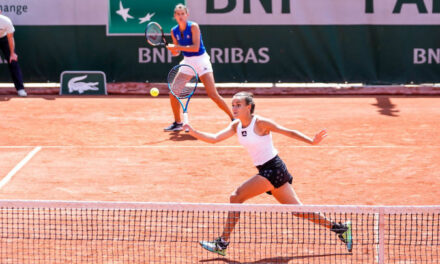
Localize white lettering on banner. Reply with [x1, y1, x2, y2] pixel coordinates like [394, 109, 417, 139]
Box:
[139, 48, 150, 63]
[211, 48, 223, 63]
[244, 48, 258, 63]
[414, 48, 440, 64]
[139, 48, 173, 63]
[210, 48, 270, 64]
[231, 48, 243, 63]
[428, 48, 440, 63]
[258, 48, 270, 64]
[139, 47, 270, 64]
[187, 0, 440, 25]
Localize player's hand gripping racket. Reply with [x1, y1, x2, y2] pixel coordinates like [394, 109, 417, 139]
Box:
[167, 64, 198, 132]
[145, 22, 167, 47]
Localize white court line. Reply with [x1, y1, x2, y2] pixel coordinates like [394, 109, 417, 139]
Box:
[0, 145, 439, 149]
[0, 146, 42, 190]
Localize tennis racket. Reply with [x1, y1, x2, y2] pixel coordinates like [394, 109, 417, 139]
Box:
[167, 64, 198, 131]
[145, 22, 167, 47]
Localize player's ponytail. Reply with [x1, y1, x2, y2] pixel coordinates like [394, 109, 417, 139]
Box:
[234, 92, 255, 114]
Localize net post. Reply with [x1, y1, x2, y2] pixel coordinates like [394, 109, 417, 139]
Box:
[378, 207, 385, 264]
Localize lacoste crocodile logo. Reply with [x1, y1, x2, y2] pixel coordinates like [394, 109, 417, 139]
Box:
[68, 75, 99, 94]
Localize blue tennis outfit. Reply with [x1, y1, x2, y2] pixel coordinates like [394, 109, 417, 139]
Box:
[172, 21, 206, 57]
[172, 21, 212, 76]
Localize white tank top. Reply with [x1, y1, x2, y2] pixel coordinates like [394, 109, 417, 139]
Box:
[237, 115, 278, 166]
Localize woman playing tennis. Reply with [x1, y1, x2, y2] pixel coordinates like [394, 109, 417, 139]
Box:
[164, 4, 234, 131]
[183, 92, 352, 256]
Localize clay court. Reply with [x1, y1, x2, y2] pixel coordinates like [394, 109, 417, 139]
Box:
[0, 95, 439, 263]
[0, 95, 438, 205]
[1, 0, 439, 262]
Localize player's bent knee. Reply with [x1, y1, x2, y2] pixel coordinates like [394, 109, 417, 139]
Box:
[230, 195, 243, 204]
[230, 191, 244, 204]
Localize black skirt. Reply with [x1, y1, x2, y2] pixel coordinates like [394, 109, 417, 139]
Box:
[256, 155, 293, 195]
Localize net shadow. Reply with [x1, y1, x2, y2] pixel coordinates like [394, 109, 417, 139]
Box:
[200, 253, 353, 263]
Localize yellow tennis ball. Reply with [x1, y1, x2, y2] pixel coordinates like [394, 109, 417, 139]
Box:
[150, 87, 159, 97]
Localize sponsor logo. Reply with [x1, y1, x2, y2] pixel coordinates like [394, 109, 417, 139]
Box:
[67, 75, 99, 94]
[114, 1, 154, 23]
[367, 0, 440, 14]
[138, 47, 270, 64]
[0, 4, 29, 16]
[414, 48, 440, 64]
[241, 131, 247, 137]
[107, 0, 182, 36]
[60, 71, 107, 95]
[206, 0, 291, 14]
[186, 0, 440, 25]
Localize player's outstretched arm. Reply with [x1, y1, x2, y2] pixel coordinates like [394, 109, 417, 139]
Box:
[183, 121, 237, 144]
[259, 118, 327, 145]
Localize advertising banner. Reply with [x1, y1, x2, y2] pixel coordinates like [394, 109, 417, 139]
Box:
[0, 0, 438, 84]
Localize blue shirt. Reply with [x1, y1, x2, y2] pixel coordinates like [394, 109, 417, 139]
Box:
[172, 21, 206, 57]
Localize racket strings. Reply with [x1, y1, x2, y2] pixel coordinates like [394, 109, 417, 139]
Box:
[170, 75, 197, 99]
[146, 25, 163, 45]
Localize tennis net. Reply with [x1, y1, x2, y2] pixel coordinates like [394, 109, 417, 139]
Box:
[0, 200, 438, 263]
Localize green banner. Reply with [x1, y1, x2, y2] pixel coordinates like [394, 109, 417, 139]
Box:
[107, 0, 183, 35]
[60, 71, 107, 95]
[1, 25, 438, 84]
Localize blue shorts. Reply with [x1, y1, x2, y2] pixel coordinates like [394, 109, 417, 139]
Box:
[256, 155, 293, 195]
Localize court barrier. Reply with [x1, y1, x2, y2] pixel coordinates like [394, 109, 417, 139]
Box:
[0, 83, 439, 96]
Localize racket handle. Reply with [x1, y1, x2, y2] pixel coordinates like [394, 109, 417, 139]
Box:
[183, 113, 189, 132]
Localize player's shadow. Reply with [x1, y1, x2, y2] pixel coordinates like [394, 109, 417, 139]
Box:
[142, 132, 197, 145]
[168, 131, 197, 141]
[372, 97, 399, 117]
[200, 253, 352, 264]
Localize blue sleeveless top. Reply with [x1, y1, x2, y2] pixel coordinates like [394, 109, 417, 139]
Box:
[172, 21, 206, 57]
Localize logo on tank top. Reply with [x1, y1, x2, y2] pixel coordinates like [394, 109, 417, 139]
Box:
[187, 35, 190, 39]
[241, 131, 247, 137]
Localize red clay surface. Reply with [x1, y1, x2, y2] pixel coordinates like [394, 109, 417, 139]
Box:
[0, 96, 438, 205]
[0, 148, 34, 178]
[0, 95, 439, 263]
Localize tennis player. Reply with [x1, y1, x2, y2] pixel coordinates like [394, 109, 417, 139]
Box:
[164, 4, 234, 131]
[183, 92, 352, 256]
